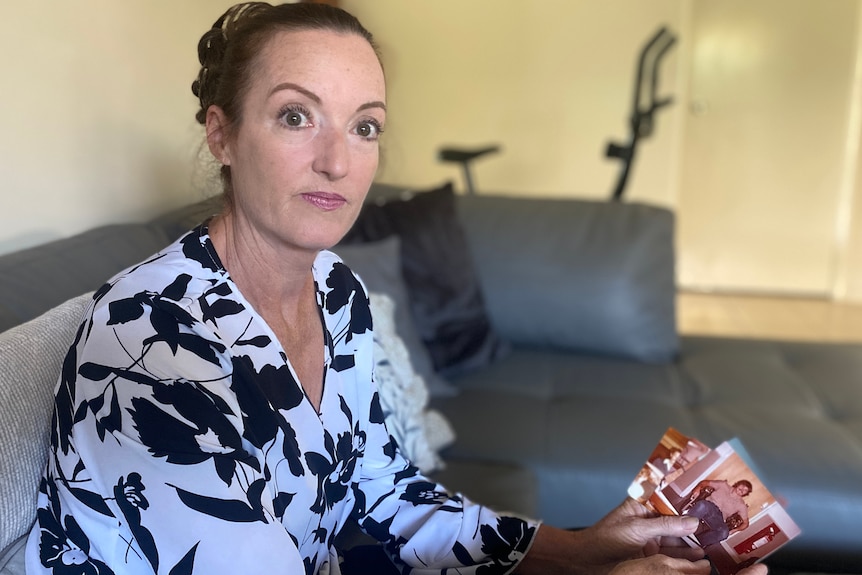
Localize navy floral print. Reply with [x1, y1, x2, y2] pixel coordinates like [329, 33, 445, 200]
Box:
[26, 225, 538, 575]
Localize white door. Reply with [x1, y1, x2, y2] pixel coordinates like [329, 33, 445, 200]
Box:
[676, 0, 858, 295]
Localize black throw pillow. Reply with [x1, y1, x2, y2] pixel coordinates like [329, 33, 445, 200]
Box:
[341, 182, 508, 375]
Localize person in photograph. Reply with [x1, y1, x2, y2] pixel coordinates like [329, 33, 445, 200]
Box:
[26, 3, 769, 575]
[650, 448, 683, 475]
[682, 479, 753, 545]
[678, 439, 710, 467]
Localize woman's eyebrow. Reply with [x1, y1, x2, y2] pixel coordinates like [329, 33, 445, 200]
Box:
[269, 82, 320, 103]
[359, 101, 387, 113]
[269, 81, 386, 113]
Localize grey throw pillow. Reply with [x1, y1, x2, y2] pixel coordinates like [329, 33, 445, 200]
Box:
[0, 536, 25, 575]
[341, 183, 509, 376]
[0, 292, 94, 556]
[333, 237, 459, 397]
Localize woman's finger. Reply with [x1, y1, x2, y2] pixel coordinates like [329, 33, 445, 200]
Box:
[657, 535, 692, 547]
[656, 544, 705, 561]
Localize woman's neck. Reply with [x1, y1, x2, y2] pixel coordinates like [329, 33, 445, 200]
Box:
[208, 209, 327, 411]
[207, 210, 317, 319]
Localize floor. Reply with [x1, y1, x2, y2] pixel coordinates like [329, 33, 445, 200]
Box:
[677, 291, 862, 343]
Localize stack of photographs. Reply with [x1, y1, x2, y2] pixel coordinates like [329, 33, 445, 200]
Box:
[628, 427, 801, 575]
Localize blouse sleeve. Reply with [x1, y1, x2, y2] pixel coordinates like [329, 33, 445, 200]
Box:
[36, 281, 306, 575]
[350, 345, 540, 574]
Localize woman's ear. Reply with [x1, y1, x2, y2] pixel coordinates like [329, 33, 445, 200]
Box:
[205, 105, 232, 165]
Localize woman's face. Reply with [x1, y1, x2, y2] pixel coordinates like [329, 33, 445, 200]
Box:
[213, 28, 386, 253]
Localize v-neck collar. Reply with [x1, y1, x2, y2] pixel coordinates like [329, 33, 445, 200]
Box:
[197, 224, 332, 419]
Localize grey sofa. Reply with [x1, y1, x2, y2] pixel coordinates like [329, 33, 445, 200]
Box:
[1, 184, 861, 574]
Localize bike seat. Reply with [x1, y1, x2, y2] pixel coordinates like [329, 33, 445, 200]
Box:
[438, 145, 501, 163]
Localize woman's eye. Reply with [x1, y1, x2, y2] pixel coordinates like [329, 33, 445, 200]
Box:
[356, 120, 383, 140]
[279, 106, 312, 129]
[285, 112, 304, 127]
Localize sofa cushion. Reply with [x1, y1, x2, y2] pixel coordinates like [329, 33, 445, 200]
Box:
[334, 237, 458, 398]
[455, 195, 678, 363]
[0, 292, 93, 555]
[368, 292, 455, 473]
[341, 182, 509, 375]
[0, 535, 25, 575]
[431, 460, 538, 518]
[434, 337, 862, 570]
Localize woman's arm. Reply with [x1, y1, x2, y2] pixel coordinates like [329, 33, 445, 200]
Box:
[350, 383, 538, 573]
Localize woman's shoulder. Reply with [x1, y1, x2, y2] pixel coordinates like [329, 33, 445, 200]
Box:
[93, 227, 225, 315]
[314, 249, 365, 291]
[314, 249, 372, 334]
[314, 248, 343, 272]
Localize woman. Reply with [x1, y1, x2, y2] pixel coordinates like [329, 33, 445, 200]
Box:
[26, 4, 767, 574]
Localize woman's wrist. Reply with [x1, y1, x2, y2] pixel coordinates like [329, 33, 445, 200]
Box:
[516, 524, 595, 575]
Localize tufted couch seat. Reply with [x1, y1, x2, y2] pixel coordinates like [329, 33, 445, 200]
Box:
[435, 337, 862, 571]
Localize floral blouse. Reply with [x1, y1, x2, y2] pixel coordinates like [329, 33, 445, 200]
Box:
[26, 226, 538, 575]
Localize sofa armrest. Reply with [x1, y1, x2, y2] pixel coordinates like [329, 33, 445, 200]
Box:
[455, 195, 678, 363]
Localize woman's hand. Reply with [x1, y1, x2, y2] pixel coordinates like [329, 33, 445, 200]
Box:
[580, 497, 706, 564]
[515, 497, 768, 575]
[595, 499, 768, 575]
[608, 556, 768, 575]
[609, 555, 711, 575]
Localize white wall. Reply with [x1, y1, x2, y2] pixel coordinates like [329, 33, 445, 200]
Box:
[0, 1, 237, 255]
[343, 0, 688, 206]
[345, 0, 862, 302]
[675, 0, 861, 296]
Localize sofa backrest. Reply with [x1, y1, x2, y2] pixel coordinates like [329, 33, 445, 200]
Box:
[0, 225, 170, 333]
[0, 292, 93, 554]
[455, 194, 678, 363]
[0, 195, 225, 335]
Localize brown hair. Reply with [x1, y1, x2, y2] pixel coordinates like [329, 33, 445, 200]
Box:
[191, 2, 380, 199]
[733, 479, 753, 494]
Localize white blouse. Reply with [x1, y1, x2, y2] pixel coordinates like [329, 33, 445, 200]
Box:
[26, 225, 538, 575]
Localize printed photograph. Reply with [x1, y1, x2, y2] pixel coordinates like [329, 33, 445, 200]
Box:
[627, 427, 710, 505]
[649, 440, 801, 575]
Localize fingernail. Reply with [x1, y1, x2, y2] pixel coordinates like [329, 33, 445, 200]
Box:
[683, 516, 700, 530]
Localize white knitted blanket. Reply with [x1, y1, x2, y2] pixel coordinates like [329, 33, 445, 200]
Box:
[369, 293, 455, 474]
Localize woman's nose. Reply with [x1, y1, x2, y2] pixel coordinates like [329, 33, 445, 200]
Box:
[312, 127, 348, 180]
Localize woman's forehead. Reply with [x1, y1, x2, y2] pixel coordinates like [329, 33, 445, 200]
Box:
[253, 29, 385, 99]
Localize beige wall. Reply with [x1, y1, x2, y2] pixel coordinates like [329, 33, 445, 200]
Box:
[2, 0, 688, 252]
[342, 0, 688, 206]
[840, 100, 862, 300]
[0, 1, 236, 256]
[345, 0, 862, 302]
[4, 1, 862, 301]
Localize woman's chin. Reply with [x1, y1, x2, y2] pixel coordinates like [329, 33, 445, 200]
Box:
[298, 229, 352, 253]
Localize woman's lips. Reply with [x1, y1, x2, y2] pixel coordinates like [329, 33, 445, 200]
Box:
[301, 191, 347, 211]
